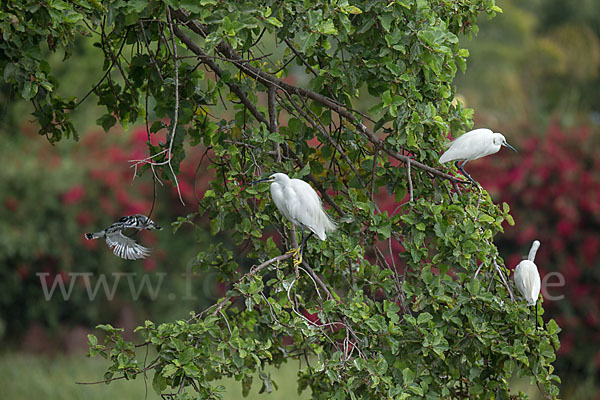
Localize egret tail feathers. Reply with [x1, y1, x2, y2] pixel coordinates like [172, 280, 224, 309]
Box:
[315, 211, 337, 240]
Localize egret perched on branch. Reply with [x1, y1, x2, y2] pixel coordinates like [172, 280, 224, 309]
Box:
[252, 173, 336, 265]
[514, 240, 542, 326]
[85, 214, 162, 260]
[439, 128, 517, 186]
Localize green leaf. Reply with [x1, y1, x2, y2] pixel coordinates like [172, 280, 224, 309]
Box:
[161, 363, 178, 378]
[341, 5, 362, 14]
[505, 214, 515, 226]
[87, 334, 98, 346]
[266, 16, 283, 28]
[152, 371, 167, 394]
[402, 368, 415, 385]
[97, 114, 117, 131]
[417, 312, 433, 325]
[469, 279, 480, 295]
[317, 20, 338, 35]
[22, 81, 38, 100]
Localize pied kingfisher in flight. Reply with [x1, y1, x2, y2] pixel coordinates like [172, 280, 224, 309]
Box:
[85, 214, 162, 260]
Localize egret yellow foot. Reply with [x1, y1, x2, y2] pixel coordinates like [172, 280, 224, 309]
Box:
[286, 247, 302, 266]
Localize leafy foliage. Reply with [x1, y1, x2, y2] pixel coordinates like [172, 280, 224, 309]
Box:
[1, 0, 562, 398]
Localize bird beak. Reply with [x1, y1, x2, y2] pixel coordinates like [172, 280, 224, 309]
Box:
[502, 141, 518, 153]
[250, 177, 273, 185]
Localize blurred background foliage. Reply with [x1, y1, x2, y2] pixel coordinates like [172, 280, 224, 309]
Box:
[0, 125, 219, 346]
[0, 0, 598, 398]
[454, 0, 600, 129]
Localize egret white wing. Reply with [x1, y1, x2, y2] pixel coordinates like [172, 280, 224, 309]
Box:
[105, 232, 151, 260]
[514, 260, 540, 306]
[439, 128, 494, 163]
[270, 181, 294, 222]
[514, 263, 527, 300]
[524, 264, 541, 305]
[287, 179, 335, 240]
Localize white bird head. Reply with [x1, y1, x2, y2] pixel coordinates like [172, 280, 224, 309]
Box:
[270, 172, 291, 184]
[493, 133, 518, 153]
[251, 172, 291, 185]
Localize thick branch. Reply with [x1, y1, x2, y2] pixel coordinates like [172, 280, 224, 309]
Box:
[173, 25, 344, 216]
[172, 25, 270, 127]
[172, 9, 464, 184]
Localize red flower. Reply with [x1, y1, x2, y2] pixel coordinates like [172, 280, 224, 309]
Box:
[143, 258, 157, 272]
[76, 211, 94, 226]
[4, 196, 18, 211]
[556, 220, 576, 238]
[582, 237, 600, 265]
[61, 185, 85, 205]
[16, 264, 29, 280]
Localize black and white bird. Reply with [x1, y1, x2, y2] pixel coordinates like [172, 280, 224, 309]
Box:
[85, 214, 162, 260]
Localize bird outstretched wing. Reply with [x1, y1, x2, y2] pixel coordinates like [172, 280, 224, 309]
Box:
[105, 231, 151, 260]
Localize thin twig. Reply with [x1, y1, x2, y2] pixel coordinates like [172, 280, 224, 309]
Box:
[474, 262, 484, 279]
[138, 20, 164, 81]
[129, 8, 185, 205]
[284, 38, 318, 77]
[493, 259, 515, 302]
[268, 85, 281, 163]
[407, 159, 413, 202]
[293, 93, 366, 188]
[76, 360, 159, 385]
[301, 260, 333, 300]
[370, 148, 378, 202]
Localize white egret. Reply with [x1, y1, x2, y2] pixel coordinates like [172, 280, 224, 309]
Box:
[439, 128, 517, 186]
[252, 173, 336, 264]
[85, 214, 162, 260]
[514, 240, 542, 326]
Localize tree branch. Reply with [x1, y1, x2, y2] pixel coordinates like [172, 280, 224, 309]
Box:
[172, 25, 270, 127]
[268, 85, 281, 163]
[171, 9, 465, 185]
[173, 25, 343, 216]
[281, 91, 366, 188]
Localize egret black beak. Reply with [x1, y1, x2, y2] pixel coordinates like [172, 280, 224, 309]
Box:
[502, 141, 518, 153]
[250, 177, 273, 185]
